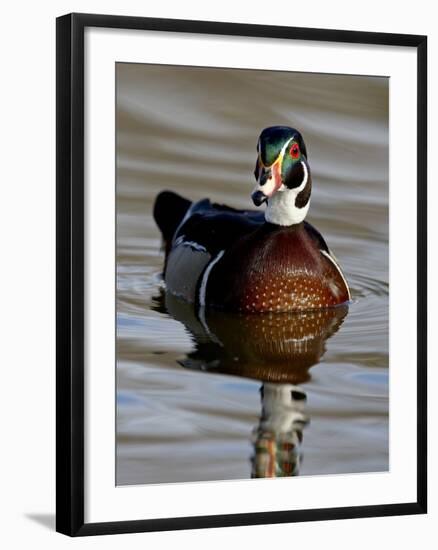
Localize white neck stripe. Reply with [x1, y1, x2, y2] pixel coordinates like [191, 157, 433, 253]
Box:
[300, 161, 308, 195]
[264, 161, 310, 226]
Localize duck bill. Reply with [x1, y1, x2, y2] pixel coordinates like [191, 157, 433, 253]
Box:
[251, 164, 283, 206]
[251, 189, 268, 206]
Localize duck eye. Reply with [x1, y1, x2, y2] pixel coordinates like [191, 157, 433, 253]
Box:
[290, 143, 300, 159]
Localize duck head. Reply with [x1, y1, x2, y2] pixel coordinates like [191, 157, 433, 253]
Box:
[252, 126, 312, 226]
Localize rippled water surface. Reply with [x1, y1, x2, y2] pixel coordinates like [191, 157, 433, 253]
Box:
[116, 63, 389, 485]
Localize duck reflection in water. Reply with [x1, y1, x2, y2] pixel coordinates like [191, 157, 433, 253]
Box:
[252, 383, 307, 478]
[152, 290, 348, 478]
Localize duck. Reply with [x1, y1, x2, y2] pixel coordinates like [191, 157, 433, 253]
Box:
[153, 125, 351, 313]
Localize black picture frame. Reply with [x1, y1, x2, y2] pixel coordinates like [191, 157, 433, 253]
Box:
[56, 12, 427, 537]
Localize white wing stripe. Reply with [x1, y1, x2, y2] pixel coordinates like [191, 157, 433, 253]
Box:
[199, 250, 225, 307]
[320, 249, 351, 300]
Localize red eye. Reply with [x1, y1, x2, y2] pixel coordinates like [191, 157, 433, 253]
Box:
[290, 143, 300, 159]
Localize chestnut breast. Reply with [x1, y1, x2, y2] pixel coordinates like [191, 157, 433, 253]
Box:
[206, 223, 349, 312]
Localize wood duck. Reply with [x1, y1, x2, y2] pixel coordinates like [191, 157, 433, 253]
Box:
[153, 126, 351, 313]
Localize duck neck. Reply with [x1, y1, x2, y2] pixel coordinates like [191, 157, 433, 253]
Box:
[264, 162, 311, 226]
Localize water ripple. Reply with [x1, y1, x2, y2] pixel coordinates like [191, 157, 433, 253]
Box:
[115, 64, 389, 485]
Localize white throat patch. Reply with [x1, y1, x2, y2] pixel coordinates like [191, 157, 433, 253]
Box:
[264, 161, 310, 226]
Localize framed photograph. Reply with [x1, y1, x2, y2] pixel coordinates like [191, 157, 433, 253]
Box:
[56, 13, 427, 536]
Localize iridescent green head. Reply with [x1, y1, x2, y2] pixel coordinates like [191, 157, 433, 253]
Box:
[251, 126, 312, 226]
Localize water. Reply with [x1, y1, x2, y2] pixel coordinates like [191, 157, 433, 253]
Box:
[116, 63, 389, 485]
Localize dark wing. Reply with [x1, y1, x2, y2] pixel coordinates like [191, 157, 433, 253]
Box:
[153, 190, 263, 252]
[175, 201, 264, 257]
[154, 192, 264, 302]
